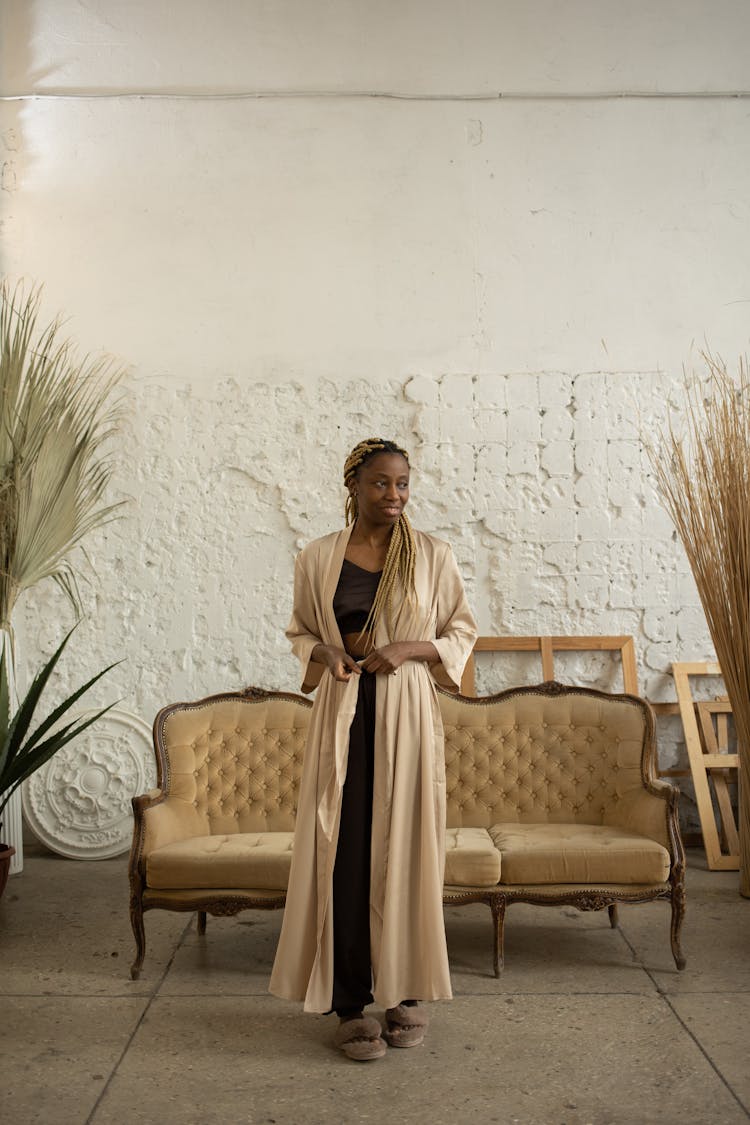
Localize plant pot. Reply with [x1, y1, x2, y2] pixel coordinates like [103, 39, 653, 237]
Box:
[0, 842, 16, 899]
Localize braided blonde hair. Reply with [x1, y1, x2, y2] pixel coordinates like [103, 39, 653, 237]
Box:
[343, 438, 417, 637]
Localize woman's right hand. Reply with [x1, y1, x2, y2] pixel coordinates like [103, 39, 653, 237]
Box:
[312, 644, 362, 682]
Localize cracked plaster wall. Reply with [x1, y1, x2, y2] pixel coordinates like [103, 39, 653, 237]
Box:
[12, 369, 718, 793]
[3, 2, 750, 837]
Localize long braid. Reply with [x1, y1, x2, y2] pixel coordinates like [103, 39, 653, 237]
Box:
[343, 438, 417, 637]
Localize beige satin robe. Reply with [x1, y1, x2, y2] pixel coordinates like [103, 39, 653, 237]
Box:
[268, 525, 477, 1012]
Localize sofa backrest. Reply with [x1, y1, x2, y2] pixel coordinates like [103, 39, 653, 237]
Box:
[154, 682, 652, 836]
[439, 684, 651, 830]
[155, 690, 312, 835]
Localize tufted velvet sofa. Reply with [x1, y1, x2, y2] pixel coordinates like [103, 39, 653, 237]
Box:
[128, 682, 685, 979]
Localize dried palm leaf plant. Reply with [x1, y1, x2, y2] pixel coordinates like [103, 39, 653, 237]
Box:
[0, 280, 125, 632]
[648, 351, 750, 897]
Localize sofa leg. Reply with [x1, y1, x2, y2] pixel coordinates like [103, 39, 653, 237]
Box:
[671, 883, 687, 971]
[491, 896, 506, 977]
[129, 894, 146, 980]
[608, 903, 619, 929]
[197, 910, 207, 935]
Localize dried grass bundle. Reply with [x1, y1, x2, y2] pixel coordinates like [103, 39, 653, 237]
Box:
[648, 352, 750, 896]
[0, 281, 125, 628]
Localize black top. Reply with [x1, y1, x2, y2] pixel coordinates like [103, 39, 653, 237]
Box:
[333, 558, 382, 637]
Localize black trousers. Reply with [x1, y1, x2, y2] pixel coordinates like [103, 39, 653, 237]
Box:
[330, 671, 376, 1015]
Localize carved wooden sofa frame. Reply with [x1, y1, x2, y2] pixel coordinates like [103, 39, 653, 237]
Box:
[129, 682, 686, 979]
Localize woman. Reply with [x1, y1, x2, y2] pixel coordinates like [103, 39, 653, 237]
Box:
[269, 438, 477, 1061]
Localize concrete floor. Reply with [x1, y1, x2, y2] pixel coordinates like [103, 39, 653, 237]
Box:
[1, 846, 749, 1125]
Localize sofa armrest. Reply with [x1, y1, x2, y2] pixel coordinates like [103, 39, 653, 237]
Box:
[130, 791, 207, 878]
[604, 781, 680, 856]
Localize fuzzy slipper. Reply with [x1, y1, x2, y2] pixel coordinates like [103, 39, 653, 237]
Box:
[333, 1016, 387, 1061]
[383, 1004, 429, 1048]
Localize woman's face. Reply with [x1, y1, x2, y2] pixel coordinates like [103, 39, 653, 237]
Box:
[351, 452, 410, 526]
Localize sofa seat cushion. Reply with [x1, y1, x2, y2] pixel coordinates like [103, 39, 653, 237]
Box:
[147, 832, 294, 891]
[444, 827, 501, 887]
[489, 823, 670, 885]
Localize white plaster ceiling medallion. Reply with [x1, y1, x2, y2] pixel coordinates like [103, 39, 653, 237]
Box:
[22, 709, 155, 859]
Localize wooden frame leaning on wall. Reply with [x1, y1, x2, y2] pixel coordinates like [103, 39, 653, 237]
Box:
[459, 635, 639, 696]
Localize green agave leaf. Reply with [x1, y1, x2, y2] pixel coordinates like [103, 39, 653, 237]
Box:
[0, 647, 10, 779]
[4, 626, 76, 765]
[1, 714, 82, 792]
[19, 658, 120, 756]
[1, 702, 117, 793]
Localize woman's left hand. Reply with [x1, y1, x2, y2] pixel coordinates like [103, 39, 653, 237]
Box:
[359, 643, 413, 676]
